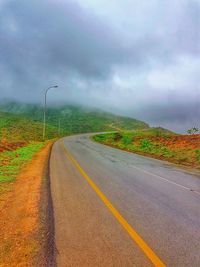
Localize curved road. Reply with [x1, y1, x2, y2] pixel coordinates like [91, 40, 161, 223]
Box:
[50, 134, 200, 266]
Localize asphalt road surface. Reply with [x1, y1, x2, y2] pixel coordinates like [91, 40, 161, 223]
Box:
[50, 134, 200, 267]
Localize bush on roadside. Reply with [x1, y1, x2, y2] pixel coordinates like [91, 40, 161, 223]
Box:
[122, 135, 132, 145]
[196, 150, 200, 162]
[140, 139, 154, 150]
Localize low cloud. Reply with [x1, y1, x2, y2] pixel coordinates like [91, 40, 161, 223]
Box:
[0, 0, 199, 132]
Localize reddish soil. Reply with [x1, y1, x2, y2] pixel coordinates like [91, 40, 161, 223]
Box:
[135, 134, 200, 150]
[0, 143, 52, 267]
[0, 140, 27, 153]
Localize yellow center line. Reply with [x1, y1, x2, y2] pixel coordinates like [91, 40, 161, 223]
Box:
[61, 141, 166, 267]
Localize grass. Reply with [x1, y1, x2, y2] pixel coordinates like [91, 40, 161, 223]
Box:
[0, 111, 59, 142]
[0, 142, 45, 183]
[93, 129, 200, 168]
[0, 111, 52, 190]
[196, 150, 200, 163]
[0, 101, 149, 135]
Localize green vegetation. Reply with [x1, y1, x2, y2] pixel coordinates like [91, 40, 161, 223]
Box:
[0, 101, 149, 135]
[196, 150, 200, 163]
[187, 127, 199, 135]
[0, 111, 51, 186]
[0, 111, 58, 142]
[0, 142, 45, 183]
[93, 129, 200, 168]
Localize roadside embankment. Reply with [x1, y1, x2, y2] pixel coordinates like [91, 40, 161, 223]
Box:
[0, 141, 54, 266]
[93, 131, 200, 169]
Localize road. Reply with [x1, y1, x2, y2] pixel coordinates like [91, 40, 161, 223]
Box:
[50, 134, 200, 267]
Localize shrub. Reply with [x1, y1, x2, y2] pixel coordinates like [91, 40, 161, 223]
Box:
[122, 135, 132, 145]
[113, 132, 122, 141]
[195, 150, 200, 162]
[187, 127, 199, 135]
[140, 139, 153, 150]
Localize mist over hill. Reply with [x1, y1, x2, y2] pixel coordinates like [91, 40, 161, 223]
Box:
[0, 101, 149, 138]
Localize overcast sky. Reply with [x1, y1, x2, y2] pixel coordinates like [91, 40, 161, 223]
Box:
[0, 0, 200, 132]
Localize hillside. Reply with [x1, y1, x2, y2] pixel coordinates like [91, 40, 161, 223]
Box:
[0, 101, 149, 134]
[0, 111, 58, 144]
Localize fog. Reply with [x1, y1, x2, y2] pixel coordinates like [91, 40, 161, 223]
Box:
[0, 0, 200, 132]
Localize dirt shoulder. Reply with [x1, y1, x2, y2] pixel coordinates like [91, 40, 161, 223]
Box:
[0, 142, 54, 267]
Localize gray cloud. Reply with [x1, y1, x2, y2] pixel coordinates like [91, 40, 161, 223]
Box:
[0, 1, 122, 77]
[0, 0, 200, 132]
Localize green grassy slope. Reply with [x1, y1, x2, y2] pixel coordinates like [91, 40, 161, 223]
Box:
[0, 111, 58, 142]
[0, 111, 53, 185]
[0, 142, 45, 183]
[0, 101, 149, 134]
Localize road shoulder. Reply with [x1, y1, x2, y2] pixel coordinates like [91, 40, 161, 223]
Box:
[0, 142, 54, 266]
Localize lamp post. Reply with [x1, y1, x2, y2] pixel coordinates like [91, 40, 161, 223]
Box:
[43, 85, 58, 140]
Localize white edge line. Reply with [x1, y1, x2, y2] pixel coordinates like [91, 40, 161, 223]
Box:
[132, 165, 200, 196]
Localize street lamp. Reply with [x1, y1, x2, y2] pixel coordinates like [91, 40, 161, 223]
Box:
[43, 85, 58, 140]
